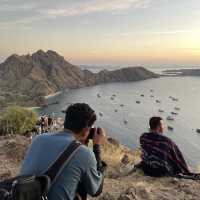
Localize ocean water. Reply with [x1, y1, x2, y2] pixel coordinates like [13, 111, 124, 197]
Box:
[40, 75, 200, 169]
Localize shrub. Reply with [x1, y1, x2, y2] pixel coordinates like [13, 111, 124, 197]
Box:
[0, 106, 37, 135]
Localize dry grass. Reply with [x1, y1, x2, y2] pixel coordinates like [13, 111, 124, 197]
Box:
[100, 138, 141, 178]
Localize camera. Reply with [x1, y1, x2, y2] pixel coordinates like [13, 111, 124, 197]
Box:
[88, 127, 100, 139]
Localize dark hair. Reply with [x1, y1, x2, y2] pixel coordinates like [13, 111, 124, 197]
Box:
[149, 116, 163, 130]
[64, 103, 97, 133]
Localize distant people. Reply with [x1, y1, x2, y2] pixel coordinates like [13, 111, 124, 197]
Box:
[48, 115, 53, 132]
[140, 116, 195, 177]
[52, 118, 58, 131]
[44, 116, 49, 132]
[35, 118, 42, 134]
[40, 116, 45, 133]
[20, 103, 107, 200]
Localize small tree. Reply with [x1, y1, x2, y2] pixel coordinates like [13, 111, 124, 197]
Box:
[0, 106, 37, 135]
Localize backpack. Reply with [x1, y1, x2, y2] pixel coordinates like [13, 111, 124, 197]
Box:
[0, 140, 81, 200]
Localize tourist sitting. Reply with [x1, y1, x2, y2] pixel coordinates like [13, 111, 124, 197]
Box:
[140, 116, 195, 177]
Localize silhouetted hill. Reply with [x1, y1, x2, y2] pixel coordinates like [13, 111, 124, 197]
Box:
[0, 50, 159, 107]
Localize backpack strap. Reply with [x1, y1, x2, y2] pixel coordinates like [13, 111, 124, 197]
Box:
[44, 140, 81, 187]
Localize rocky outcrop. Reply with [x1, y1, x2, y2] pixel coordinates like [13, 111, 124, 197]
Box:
[95, 67, 158, 84]
[0, 50, 87, 96]
[0, 50, 159, 107]
[163, 68, 200, 76]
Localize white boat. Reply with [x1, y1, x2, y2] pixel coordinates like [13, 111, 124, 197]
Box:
[171, 112, 178, 115]
[123, 120, 128, 124]
[172, 97, 179, 101]
[168, 126, 174, 131]
[156, 100, 161, 103]
[174, 107, 180, 111]
[196, 129, 200, 134]
[166, 116, 174, 121]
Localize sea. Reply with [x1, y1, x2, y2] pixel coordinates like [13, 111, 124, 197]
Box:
[39, 65, 200, 170]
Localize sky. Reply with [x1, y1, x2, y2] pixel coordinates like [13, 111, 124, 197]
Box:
[0, 0, 200, 66]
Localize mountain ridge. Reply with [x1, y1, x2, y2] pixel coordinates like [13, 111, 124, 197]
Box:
[0, 50, 159, 108]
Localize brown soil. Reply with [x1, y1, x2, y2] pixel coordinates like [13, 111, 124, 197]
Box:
[1, 134, 200, 200]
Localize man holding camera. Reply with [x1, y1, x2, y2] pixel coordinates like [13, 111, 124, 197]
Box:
[20, 103, 106, 200]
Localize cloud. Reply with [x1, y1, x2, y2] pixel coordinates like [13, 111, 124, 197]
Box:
[41, 0, 152, 18]
[0, 0, 152, 27]
[0, 2, 38, 12]
[0, 24, 32, 30]
[145, 30, 194, 35]
[0, 15, 42, 28]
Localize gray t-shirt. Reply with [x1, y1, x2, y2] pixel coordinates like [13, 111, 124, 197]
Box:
[20, 132, 103, 200]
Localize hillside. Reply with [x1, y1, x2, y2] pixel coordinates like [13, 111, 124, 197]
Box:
[0, 50, 159, 108]
[0, 134, 200, 200]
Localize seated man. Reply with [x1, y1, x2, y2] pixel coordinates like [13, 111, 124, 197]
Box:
[140, 116, 190, 177]
[20, 103, 106, 200]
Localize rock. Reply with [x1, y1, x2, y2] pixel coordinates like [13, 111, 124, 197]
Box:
[118, 187, 138, 200]
[121, 154, 130, 164]
[0, 171, 11, 180]
[99, 193, 116, 200]
[118, 186, 152, 200]
[107, 137, 120, 147]
[119, 163, 135, 176]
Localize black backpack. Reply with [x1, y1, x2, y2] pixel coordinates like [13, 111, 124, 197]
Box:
[0, 140, 81, 200]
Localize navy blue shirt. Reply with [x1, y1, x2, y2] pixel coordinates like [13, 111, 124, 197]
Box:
[20, 132, 103, 200]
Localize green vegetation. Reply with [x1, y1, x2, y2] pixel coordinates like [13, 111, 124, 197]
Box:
[0, 106, 38, 135]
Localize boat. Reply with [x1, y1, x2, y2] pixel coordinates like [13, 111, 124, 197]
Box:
[150, 95, 154, 98]
[136, 101, 141, 104]
[174, 107, 180, 111]
[99, 112, 103, 117]
[158, 109, 164, 113]
[123, 120, 128, 124]
[114, 109, 118, 112]
[48, 101, 59, 106]
[120, 104, 124, 107]
[166, 116, 174, 121]
[140, 94, 144, 97]
[196, 129, 200, 134]
[97, 94, 101, 98]
[168, 126, 174, 131]
[110, 97, 114, 100]
[171, 112, 178, 115]
[112, 94, 116, 97]
[156, 100, 161, 103]
[172, 97, 179, 101]
[150, 89, 154, 92]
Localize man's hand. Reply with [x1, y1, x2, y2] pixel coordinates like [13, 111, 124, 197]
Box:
[93, 127, 106, 145]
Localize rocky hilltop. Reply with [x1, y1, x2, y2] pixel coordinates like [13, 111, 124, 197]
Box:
[0, 50, 159, 107]
[0, 134, 200, 200]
